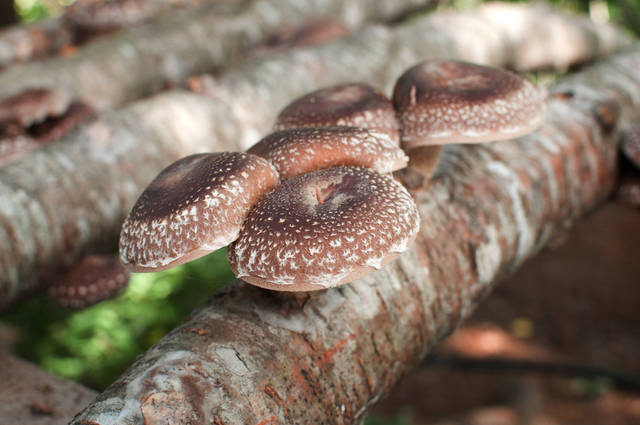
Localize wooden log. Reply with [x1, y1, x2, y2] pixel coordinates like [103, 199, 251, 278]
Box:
[0, 0, 244, 69]
[0, 19, 71, 69]
[0, 351, 97, 425]
[69, 47, 640, 424]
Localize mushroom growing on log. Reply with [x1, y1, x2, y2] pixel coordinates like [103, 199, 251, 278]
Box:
[273, 83, 401, 144]
[119, 152, 280, 272]
[227, 166, 420, 291]
[118, 87, 418, 288]
[247, 126, 407, 180]
[0, 88, 71, 127]
[49, 255, 130, 309]
[393, 60, 548, 182]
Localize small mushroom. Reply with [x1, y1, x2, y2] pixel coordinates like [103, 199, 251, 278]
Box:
[228, 166, 420, 291]
[247, 126, 408, 180]
[30, 102, 94, 144]
[259, 19, 350, 53]
[393, 60, 547, 179]
[274, 83, 401, 144]
[0, 88, 71, 127]
[49, 255, 130, 309]
[119, 152, 279, 272]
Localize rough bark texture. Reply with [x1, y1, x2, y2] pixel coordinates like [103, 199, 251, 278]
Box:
[0, 3, 630, 312]
[69, 49, 640, 424]
[0, 0, 430, 110]
[0, 351, 97, 425]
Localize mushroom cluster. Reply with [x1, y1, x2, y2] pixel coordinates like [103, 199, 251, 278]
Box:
[119, 60, 547, 291]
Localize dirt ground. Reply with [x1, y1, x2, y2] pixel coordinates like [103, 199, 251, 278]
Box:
[373, 202, 640, 425]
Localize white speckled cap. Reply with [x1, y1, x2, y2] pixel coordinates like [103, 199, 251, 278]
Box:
[274, 83, 401, 144]
[228, 166, 420, 291]
[247, 126, 408, 180]
[393, 60, 547, 149]
[119, 152, 280, 272]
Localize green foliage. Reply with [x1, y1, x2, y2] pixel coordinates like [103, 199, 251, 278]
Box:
[3, 249, 233, 390]
[15, 0, 50, 23]
[365, 409, 414, 425]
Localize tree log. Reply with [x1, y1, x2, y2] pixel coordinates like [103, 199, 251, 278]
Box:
[0, 19, 72, 69]
[0, 0, 242, 70]
[0, 0, 432, 110]
[69, 47, 640, 424]
[0, 350, 97, 425]
[0, 3, 630, 311]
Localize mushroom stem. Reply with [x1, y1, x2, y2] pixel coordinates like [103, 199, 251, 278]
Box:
[407, 145, 443, 182]
[315, 186, 325, 204]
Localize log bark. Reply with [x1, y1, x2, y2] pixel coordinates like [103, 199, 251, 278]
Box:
[0, 0, 431, 110]
[0, 19, 72, 69]
[0, 0, 241, 70]
[0, 350, 97, 425]
[0, 3, 630, 311]
[69, 48, 640, 425]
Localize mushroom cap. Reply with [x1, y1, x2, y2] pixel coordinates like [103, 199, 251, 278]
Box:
[49, 255, 130, 310]
[274, 82, 400, 144]
[247, 126, 408, 180]
[393, 60, 547, 149]
[0, 88, 71, 127]
[119, 152, 280, 272]
[228, 166, 420, 291]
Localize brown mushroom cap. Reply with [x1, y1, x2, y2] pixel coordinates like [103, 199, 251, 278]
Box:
[119, 152, 280, 272]
[274, 83, 400, 144]
[247, 126, 408, 180]
[228, 166, 420, 291]
[393, 60, 547, 149]
[0, 88, 71, 127]
[49, 255, 130, 310]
